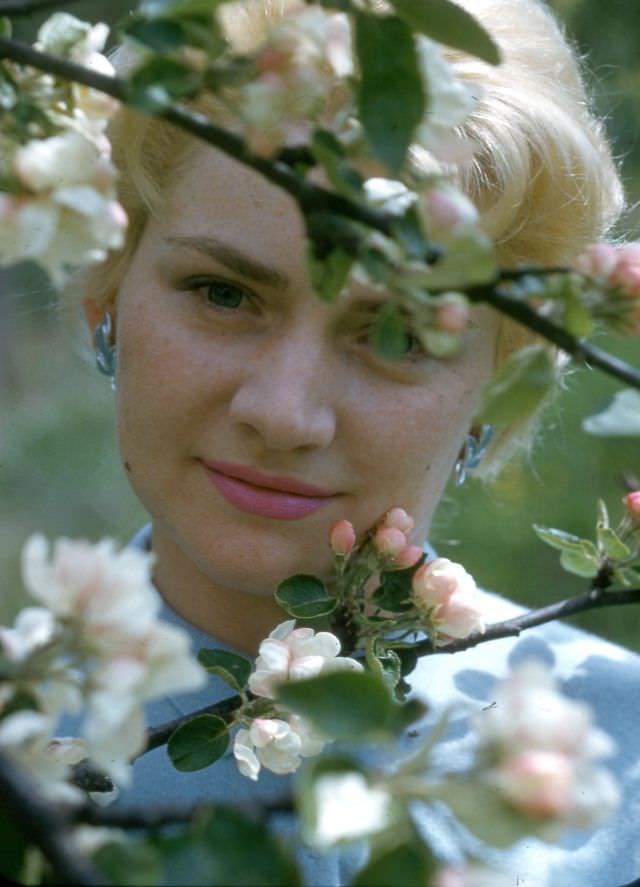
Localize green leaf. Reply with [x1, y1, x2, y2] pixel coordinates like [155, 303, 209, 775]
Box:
[597, 526, 631, 561]
[311, 129, 364, 199]
[476, 344, 555, 426]
[419, 231, 497, 288]
[94, 841, 161, 887]
[440, 776, 552, 847]
[560, 546, 600, 578]
[277, 671, 392, 739]
[582, 388, 640, 437]
[392, 204, 429, 260]
[374, 649, 402, 690]
[127, 56, 202, 111]
[372, 568, 415, 612]
[140, 0, 219, 16]
[168, 714, 229, 771]
[306, 242, 353, 303]
[277, 670, 422, 741]
[389, 0, 500, 65]
[0, 799, 28, 882]
[125, 18, 186, 51]
[533, 524, 585, 552]
[200, 807, 301, 887]
[0, 18, 11, 38]
[563, 288, 594, 337]
[352, 839, 437, 887]
[275, 574, 337, 618]
[596, 498, 609, 530]
[196, 648, 252, 692]
[372, 305, 412, 360]
[355, 13, 425, 172]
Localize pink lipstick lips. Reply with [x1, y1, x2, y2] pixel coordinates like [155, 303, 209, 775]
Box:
[201, 460, 339, 520]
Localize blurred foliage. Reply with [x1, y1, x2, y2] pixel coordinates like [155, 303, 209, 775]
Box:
[0, 0, 639, 650]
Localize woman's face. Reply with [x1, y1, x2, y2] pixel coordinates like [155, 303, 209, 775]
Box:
[103, 146, 498, 595]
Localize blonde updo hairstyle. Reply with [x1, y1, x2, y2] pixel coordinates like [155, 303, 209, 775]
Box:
[83, 0, 624, 478]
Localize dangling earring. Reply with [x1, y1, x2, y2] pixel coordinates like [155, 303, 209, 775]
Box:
[94, 310, 117, 391]
[454, 424, 493, 486]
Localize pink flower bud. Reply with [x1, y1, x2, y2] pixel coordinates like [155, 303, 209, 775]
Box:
[610, 246, 640, 298]
[423, 185, 478, 240]
[433, 295, 470, 333]
[496, 750, 575, 818]
[373, 527, 407, 560]
[393, 545, 424, 570]
[573, 242, 618, 280]
[329, 520, 356, 557]
[625, 491, 640, 523]
[380, 507, 414, 535]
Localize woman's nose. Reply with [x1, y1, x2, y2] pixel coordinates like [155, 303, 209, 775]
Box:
[228, 332, 337, 452]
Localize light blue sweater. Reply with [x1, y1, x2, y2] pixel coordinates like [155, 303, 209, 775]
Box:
[113, 525, 640, 887]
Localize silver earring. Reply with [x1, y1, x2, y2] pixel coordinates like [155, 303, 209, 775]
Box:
[95, 310, 117, 391]
[454, 424, 493, 486]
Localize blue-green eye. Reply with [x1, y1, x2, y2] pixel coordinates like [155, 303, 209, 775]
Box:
[202, 279, 247, 309]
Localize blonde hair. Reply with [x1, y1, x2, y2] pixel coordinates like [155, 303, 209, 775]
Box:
[81, 0, 625, 476]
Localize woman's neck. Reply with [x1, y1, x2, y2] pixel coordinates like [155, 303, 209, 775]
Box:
[149, 523, 285, 656]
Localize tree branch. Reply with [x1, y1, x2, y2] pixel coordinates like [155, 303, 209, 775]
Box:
[0, 0, 84, 14]
[412, 587, 640, 657]
[1, 36, 640, 392]
[142, 692, 242, 755]
[0, 751, 103, 886]
[71, 795, 294, 830]
[469, 284, 640, 390]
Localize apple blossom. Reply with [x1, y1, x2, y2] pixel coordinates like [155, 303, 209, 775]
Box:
[309, 771, 394, 847]
[15, 534, 206, 784]
[610, 242, 640, 298]
[573, 242, 619, 281]
[493, 749, 575, 818]
[411, 558, 485, 644]
[422, 185, 480, 242]
[625, 490, 640, 522]
[475, 660, 620, 829]
[329, 519, 357, 557]
[0, 606, 56, 663]
[0, 711, 85, 803]
[248, 620, 362, 700]
[232, 715, 328, 780]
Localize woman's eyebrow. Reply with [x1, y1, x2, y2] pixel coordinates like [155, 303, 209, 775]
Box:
[164, 235, 289, 289]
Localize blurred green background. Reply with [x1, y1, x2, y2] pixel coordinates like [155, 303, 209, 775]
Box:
[1, 0, 639, 648]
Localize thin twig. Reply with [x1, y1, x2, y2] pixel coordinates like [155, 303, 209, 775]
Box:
[469, 284, 640, 390]
[0, 751, 103, 886]
[71, 795, 294, 829]
[412, 587, 640, 656]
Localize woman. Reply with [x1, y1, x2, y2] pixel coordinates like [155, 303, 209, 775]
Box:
[79, 0, 640, 884]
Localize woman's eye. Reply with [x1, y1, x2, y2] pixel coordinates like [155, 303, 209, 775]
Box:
[200, 279, 248, 309]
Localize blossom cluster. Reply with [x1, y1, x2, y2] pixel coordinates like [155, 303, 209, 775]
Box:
[573, 241, 640, 335]
[475, 660, 619, 831]
[233, 619, 362, 780]
[0, 535, 205, 791]
[411, 557, 486, 645]
[330, 509, 487, 647]
[0, 13, 126, 286]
